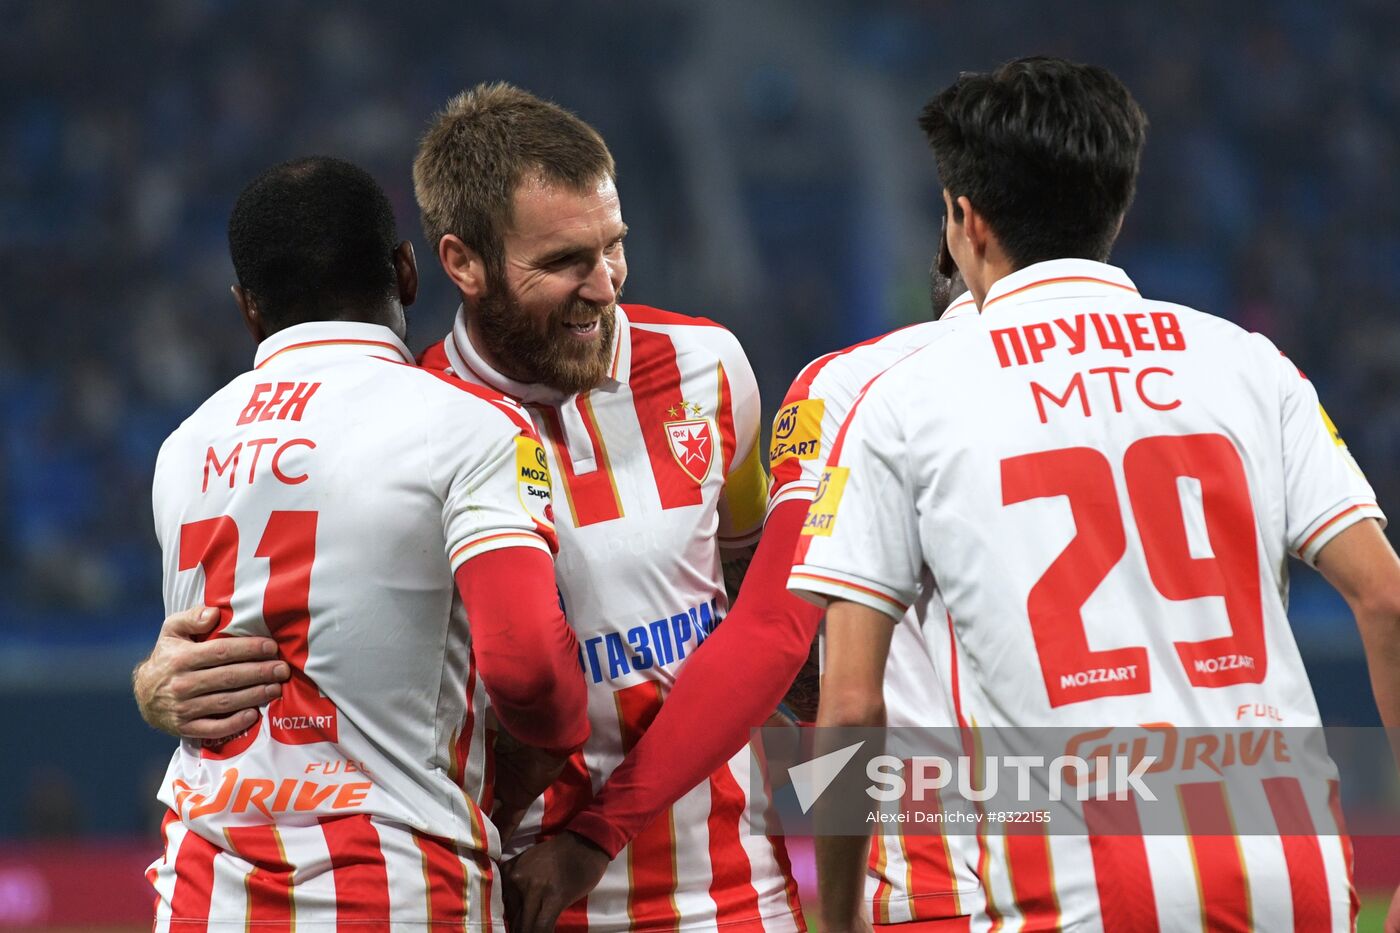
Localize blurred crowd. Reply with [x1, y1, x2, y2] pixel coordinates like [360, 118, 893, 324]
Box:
[2, 0, 1397, 646]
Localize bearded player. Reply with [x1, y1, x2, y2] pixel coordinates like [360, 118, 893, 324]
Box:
[505, 250, 986, 932]
[136, 86, 805, 932]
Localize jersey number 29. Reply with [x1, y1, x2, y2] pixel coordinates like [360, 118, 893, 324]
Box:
[1002, 433, 1265, 708]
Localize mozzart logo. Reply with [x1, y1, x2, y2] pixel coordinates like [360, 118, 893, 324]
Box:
[788, 741, 1157, 814]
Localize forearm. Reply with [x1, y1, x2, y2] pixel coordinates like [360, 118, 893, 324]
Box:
[1315, 519, 1400, 764]
[812, 598, 897, 929]
[568, 499, 822, 856]
[457, 547, 589, 754]
[1356, 605, 1400, 737]
[816, 833, 872, 932]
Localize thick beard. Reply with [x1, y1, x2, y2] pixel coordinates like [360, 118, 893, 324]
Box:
[474, 287, 616, 395]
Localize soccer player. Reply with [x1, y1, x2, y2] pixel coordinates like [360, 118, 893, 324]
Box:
[503, 263, 984, 933]
[789, 57, 1400, 932]
[137, 88, 805, 932]
[146, 157, 588, 927]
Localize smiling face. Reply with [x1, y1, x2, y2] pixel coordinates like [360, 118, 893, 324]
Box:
[469, 173, 628, 394]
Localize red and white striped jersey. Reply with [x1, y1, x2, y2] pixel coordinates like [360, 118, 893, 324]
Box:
[791, 259, 1380, 931]
[149, 321, 556, 929]
[769, 295, 984, 926]
[421, 304, 803, 932]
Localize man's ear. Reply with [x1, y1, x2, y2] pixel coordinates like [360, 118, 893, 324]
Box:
[394, 241, 418, 308]
[438, 234, 488, 301]
[956, 195, 991, 259]
[232, 285, 266, 343]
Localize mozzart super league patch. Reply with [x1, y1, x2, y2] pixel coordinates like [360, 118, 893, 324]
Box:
[770, 399, 824, 467]
[802, 465, 849, 536]
[515, 436, 553, 526]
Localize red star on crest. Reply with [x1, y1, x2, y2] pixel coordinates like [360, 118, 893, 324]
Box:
[677, 428, 709, 465]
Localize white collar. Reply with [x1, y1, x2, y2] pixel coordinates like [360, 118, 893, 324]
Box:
[979, 259, 1138, 314]
[253, 320, 413, 370]
[941, 290, 977, 320]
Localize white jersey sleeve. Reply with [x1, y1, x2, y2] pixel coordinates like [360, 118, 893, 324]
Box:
[788, 374, 922, 621]
[433, 387, 557, 570]
[1261, 337, 1385, 563]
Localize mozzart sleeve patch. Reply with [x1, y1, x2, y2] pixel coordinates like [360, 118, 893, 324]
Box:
[801, 465, 849, 536]
[515, 435, 554, 528]
[769, 398, 825, 467]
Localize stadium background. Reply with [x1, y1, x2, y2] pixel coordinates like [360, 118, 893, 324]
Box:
[1, 0, 1397, 927]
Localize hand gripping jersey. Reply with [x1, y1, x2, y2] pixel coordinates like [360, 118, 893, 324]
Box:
[791, 260, 1382, 932]
[770, 295, 984, 927]
[420, 305, 803, 932]
[148, 322, 559, 930]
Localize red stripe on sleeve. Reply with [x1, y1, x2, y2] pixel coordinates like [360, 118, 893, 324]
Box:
[1083, 797, 1158, 933]
[1179, 782, 1251, 931]
[1327, 778, 1359, 929]
[413, 831, 469, 925]
[456, 548, 588, 753]
[706, 764, 761, 924]
[536, 404, 624, 526]
[716, 363, 738, 476]
[319, 814, 391, 924]
[169, 822, 217, 929]
[1262, 777, 1331, 931]
[1004, 827, 1061, 931]
[630, 328, 705, 509]
[615, 681, 681, 931]
[224, 825, 294, 931]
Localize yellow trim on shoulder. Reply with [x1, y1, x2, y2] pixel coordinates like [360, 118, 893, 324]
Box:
[722, 436, 770, 537]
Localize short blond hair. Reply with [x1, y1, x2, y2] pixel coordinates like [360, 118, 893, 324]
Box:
[412, 82, 616, 279]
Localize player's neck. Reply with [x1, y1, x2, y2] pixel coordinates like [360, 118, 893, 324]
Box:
[967, 254, 1018, 309]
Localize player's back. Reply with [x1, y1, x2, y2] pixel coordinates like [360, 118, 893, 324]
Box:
[843, 261, 1378, 730]
[150, 321, 550, 928]
[793, 259, 1378, 930]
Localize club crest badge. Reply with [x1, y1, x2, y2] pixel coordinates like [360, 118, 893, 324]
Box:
[665, 418, 714, 484]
